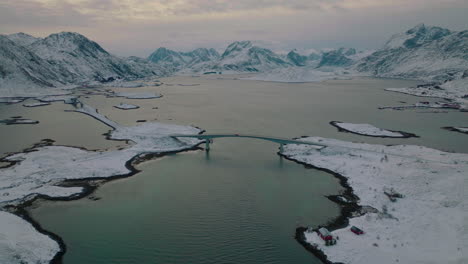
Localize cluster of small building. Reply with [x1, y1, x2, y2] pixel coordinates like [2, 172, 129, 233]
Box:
[312, 226, 365, 247]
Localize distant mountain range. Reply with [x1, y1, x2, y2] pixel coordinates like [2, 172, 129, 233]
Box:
[148, 42, 368, 73]
[0, 24, 466, 96]
[0, 32, 167, 96]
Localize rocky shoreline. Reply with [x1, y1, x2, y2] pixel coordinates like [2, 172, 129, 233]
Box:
[330, 121, 418, 138]
[1, 136, 205, 263]
[279, 149, 361, 264]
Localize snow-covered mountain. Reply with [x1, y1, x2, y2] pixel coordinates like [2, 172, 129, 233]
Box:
[0, 32, 165, 96]
[149, 41, 292, 73]
[355, 24, 468, 80]
[0, 35, 64, 96]
[317, 48, 356, 68]
[286, 50, 309, 66]
[29, 32, 164, 83]
[211, 41, 291, 72]
[148, 47, 219, 72]
[6, 32, 40, 47]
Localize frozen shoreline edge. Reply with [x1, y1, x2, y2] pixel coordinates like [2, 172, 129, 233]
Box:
[278, 146, 360, 264]
[330, 121, 419, 138]
[3, 137, 205, 263]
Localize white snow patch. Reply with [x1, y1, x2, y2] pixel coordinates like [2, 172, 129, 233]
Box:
[386, 78, 468, 108]
[0, 102, 202, 263]
[331, 121, 413, 137]
[113, 92, 162, 99]
[453, 127, 468, 133]
[23, 102, 51, 107]
[0, 97, 26, 104]
[37, 95, 76, 103]
[0, 211, 60, 264]
[245, 67, 360, 83]
[0, 119, 39, 125]
[114, 103, 139, 110]
[283, 137, 468, 264]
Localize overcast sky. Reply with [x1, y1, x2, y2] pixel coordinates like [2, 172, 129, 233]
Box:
[1, 0, 467, 57]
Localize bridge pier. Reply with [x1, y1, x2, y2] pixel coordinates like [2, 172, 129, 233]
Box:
[205, 140, 210, 151]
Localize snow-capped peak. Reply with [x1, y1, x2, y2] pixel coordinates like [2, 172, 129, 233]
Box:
[33, 32, 108, 56]
[221, 41, 253, 58]
[384, 24, 451, 49]
[6, 32, 40, 47]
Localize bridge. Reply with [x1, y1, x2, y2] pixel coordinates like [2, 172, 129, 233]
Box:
[170, 134, 327, 152]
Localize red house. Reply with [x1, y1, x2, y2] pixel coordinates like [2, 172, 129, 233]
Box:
[318, 227, 333, 241]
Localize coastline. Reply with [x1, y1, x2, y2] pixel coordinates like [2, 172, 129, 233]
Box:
[279, 149, 361, 264]
[1, 137, 205, 263]
[279, 137, 467, 264]
[329, 121, 418, 138]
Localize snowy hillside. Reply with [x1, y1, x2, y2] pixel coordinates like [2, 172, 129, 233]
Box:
[149, 41, 293, 73]
[355, 24, 468, 81]
[6, 32, 40, 47]
[0, 35, 65, 97]
[0, 32, 165, 97]
[148, 47, 219, 72]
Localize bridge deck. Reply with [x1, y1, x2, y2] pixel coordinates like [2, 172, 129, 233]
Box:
[170, 134, 326, 147]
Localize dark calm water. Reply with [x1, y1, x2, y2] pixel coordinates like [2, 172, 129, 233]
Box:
[4, 76, 465, 264]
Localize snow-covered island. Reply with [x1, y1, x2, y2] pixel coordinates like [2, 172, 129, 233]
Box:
[0, 102, 203, 263]
[443, 127, 468, 135]
[112, 92, 162, 99]
[0, 97, 26, 104]
[114, 103, 140, 110]
[23, 102, 51, 107]
[281, 137, 467, 264]
[330, 121, 418, 138]
[0, 118, 39, 125]
[386, 77, 468, 109]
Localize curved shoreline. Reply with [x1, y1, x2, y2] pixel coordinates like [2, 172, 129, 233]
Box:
[278, 149, 361, 264]
[3, 137, 205, 264]
[330, 121, 419, 138]
[442, 126, 468, 135]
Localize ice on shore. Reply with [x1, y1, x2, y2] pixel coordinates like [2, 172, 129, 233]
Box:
[330, 121, 416, 138]
[0, 97, 26, 104]
[244, 67, 359, 83]
[443, 126, 468, 134]
[0, 211, 60, 264]
[23, 102, 51, 107]
[386, 78, 468, 108]
[37, 95, 76, 103]
[0, 104, 202, 205]
[0, 102, 202, 263]
[0, 118, 39, 125]
[283, 137, 468, 264]
[114, 103, 140, 110]
[453, 127, 468, 133]
[113, 92, 162, 99]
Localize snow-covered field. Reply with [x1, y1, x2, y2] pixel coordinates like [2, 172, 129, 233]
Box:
[0, 102, 202, 263]
[112, 92, 162, 99]
[23, 102, 51, 107]
[245, 67, 359, 83]
[282, 137, 468, 264]
[386, 78, 468, 109]
[330, 121, 417, 138]
[0, 211, 60, 264]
